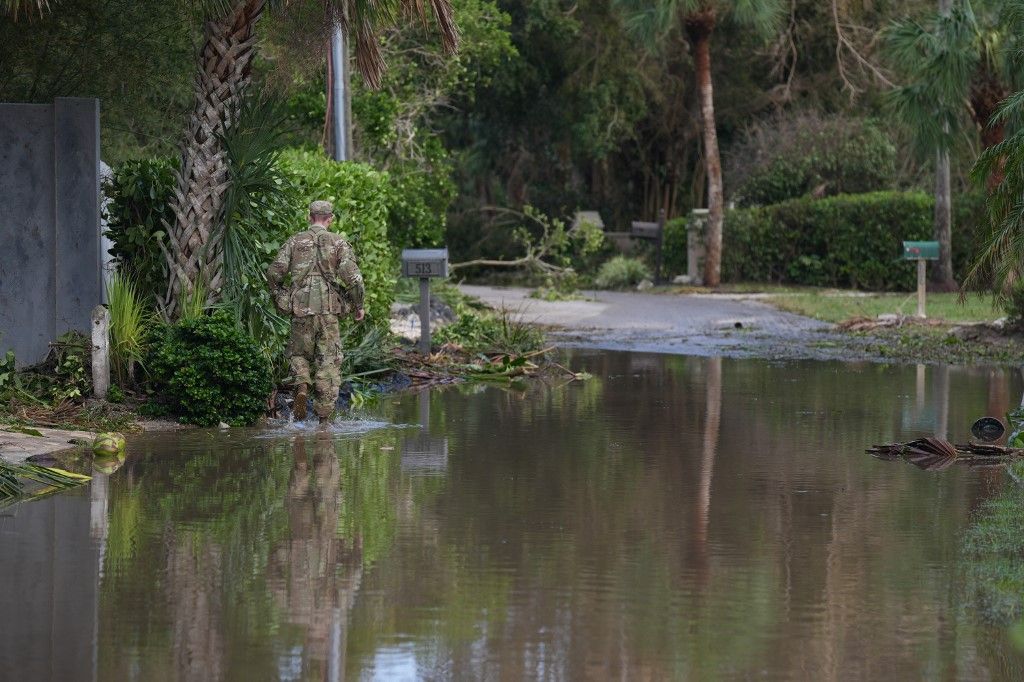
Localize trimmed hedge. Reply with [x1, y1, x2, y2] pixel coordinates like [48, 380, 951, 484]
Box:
[663, 191, 989, 291]
[724, 191, 934, 290]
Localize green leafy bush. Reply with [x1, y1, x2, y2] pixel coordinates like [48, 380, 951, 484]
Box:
[385, 141, 456, 249]
[103, 157, 177, 303]
[720, 191, 990, 291]
[728, 114, 897, 207]
[146, 312, 272, 426]
[663, 217, 689, 277]
[594, 256, 652, 289]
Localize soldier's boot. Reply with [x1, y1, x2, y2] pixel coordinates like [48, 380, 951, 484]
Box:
[293, 384, 309, 422]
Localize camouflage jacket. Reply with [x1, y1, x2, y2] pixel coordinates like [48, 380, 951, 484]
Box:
[267, 225, 365, 318]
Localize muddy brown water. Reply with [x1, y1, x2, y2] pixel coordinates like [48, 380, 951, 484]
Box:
[2, 350, 1024, 680]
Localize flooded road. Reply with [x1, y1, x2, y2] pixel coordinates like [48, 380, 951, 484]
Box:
[2, 351, 1024, 680]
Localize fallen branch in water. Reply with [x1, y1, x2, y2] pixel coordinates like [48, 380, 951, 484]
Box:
[868, 437, 1024, 470]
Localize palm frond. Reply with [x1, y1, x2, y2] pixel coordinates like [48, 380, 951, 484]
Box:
[884, 4, 979, 155]
[964, 96, 1024, 296]
[731, 0, 784, 37]
[324, 0, 459, 89]
[217, 95, 291, 345]
[1, 0, 48, 19]
[0, 459, 91, 501]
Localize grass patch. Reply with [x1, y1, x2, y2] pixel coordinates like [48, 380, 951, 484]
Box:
[859, 327, 1024, 365]
[766, 291, 1001, 324]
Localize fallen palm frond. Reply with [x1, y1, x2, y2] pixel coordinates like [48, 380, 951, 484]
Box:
[868, 437, 1024, 470]
[0, 459, 91, 500]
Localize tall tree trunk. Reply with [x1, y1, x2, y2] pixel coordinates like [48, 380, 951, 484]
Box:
[931, 0, 956, 292]
[686, 11, 723, 288]
[161, 0, 266, 319]
[932, 148, 956, 291]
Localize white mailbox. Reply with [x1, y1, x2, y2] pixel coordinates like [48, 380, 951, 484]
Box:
[401, 249, 449, 279]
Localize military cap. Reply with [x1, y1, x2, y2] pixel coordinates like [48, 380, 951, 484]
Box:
[309, 200, 334, 216]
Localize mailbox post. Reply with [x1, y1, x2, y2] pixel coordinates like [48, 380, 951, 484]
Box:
[630, 208, 667, 284]
[401, 248, 449, 354]
[902, 241, 940, 318]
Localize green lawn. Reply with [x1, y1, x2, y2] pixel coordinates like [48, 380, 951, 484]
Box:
[765, 290, 1003, 324]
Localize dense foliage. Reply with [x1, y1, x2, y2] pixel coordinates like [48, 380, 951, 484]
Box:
[660, 192, 987, 291]
[727, 114, 898, 207]
[146, 312, 272, 426]
[105, 150, 399, 328]
[103, 158, 178, 304]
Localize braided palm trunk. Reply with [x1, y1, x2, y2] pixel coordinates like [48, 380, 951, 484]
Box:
[162, 0, 267, 319]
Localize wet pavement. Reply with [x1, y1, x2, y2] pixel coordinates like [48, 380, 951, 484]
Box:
[459, 285, 854, 359]
[2, 351, 1023, 680]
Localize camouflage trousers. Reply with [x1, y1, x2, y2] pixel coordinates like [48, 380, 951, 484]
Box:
[287, 314, 344, 419]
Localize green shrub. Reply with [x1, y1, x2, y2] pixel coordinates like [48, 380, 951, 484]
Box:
[728, 113, 897, 207]
[720, 191, 991, 291]
[385, 140, 456, 249]
[146, 312, 272, 426]
[595, 256, 652, 289]
[103, 157, 177, 303]
[663, 217, 689, 277]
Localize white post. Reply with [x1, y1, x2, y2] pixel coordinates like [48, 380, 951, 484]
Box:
[917, 259, 927, 319]
[419, 278, 431, 355]
[91, 305, 110, 399]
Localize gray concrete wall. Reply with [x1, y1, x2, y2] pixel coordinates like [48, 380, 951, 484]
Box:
[0, 98, 101, 366]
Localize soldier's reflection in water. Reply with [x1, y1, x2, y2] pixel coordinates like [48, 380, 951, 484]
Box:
[269, 434, 363, 681]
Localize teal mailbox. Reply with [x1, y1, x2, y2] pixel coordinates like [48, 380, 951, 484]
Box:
[902, 241, 940, 261]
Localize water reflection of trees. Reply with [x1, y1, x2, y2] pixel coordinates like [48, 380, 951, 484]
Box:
[344, 354, 1024, 679]
[97, 431, 396, 680]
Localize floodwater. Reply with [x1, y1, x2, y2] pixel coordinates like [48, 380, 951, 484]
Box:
[2, 350, 1024, 681]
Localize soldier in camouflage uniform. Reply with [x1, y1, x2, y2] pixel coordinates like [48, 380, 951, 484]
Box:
[268, 200, 365, 423]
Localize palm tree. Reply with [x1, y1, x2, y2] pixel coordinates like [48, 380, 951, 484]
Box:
[886, 0, 1024, 291]
[160, 0, 458, 319]
[966, 88, 1024, 299]
[5, 0, 458, 319]
[617, 0, 783, 287]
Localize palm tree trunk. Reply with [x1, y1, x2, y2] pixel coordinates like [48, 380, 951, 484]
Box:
[162, 0, 267, 319]
[931, 0, 956, 292]
[686, 10, 724, 288]
[932, 148, 956, 291]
